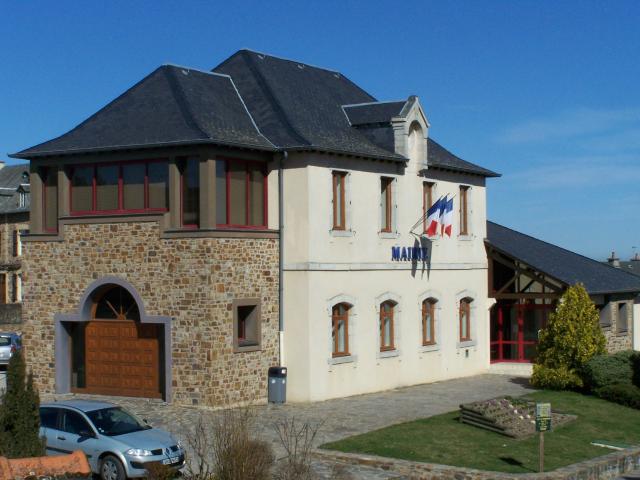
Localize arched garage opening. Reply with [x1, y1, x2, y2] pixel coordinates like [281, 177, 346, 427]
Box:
[54, 277, 172, 401]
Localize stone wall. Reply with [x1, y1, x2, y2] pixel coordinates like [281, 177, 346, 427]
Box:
[603, 299, 634, 353]
[22, 221, 279, 407]
[0, 213, 28, 306]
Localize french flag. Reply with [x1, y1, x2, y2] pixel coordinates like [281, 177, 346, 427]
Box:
[440, 196, 454, 237]
[425, 197, 442, 237]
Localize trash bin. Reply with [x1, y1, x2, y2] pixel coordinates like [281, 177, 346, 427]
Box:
[268, 366, 287, 403]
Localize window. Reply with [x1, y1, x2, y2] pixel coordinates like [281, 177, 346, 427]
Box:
[331, 303, 350, 357]
[233, 299, 261, 352]
[423, 182, 434, 233]
[0, 274, 5, 304]
[618, 302, 629, 333]
[42, 167, 58, 232]
[215, 159, 267, 228]
[422, 298, 437, 345]
[60, 410, 92, 436]
[408, 122, 424, 164]
[380, 301, 396, 351]
[380, 177, 393, 233]
[13, 230, 20, 257]
[459, 186, 470, 235]
[597, 299, 612, 328]
[180, 157, 200, 227]
[332, 171, 347, 230]
[459, 298, 472, 342]
[70, 160, 169, 215]
[13, 274, 21, 303]
[39, 407, 59, 430]
[93, 286, 140, 321]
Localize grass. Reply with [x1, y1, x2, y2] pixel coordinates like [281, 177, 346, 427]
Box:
[321, 391, 640, 473]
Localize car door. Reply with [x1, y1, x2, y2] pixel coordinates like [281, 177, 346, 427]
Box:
[57, 409, 102, 462]
[39, 407, 62, 455]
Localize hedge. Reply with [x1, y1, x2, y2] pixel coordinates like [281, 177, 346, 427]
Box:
[596, 382, 640, 409]
[582, 350, 634, 391]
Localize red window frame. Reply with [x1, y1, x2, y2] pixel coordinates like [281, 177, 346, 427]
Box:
[217, 158, 268, 230]
[69, 159, 169, 216]
[179, 157, 200, 229]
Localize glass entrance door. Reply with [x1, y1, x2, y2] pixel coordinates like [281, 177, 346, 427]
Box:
[490, 303, 553, 363]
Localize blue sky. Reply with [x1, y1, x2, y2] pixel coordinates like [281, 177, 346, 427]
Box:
[2, 1, 639, 260]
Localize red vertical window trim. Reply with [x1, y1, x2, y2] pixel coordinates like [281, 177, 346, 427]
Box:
[216, 157, 268, 230]
[69, 159, 169, 216]
[179, 160, 198, 229]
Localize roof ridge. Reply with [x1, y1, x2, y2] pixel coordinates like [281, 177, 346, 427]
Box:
[342, 100, 407, 108]
[10, 66, 168, 158]
[162, 63, 232, 79]
[238, 50, 310, 148]
[161, 66, 210, 140]
[487, 221, 640, 282]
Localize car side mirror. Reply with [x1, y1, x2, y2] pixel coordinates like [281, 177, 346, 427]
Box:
[79, 430, 95, 439]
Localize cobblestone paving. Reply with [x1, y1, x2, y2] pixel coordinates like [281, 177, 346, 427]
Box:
[44, 375, 533, 479]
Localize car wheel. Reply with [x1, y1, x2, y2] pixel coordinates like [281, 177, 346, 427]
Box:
[100, 455, 126, 480]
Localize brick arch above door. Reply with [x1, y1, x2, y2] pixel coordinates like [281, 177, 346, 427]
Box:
[54, 276, 173, 402]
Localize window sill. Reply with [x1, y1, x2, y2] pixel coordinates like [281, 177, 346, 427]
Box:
[379, 231, 400, 239]
[456, 340, 477, 349]
[420, 344, 440, 353]
[457, 234, 474, 242]
[330, 229, 354, 238]
[328, 354, 357, 365]
[234, 343, 261, 353]
[377, 349, 400, 359]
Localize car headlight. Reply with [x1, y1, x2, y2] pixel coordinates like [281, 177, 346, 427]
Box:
[126, 448, 153, 456]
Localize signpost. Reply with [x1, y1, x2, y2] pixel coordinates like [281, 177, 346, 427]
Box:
[536, 403, 552, 472]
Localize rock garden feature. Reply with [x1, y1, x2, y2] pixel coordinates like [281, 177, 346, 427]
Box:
[459, 396, 576, 439]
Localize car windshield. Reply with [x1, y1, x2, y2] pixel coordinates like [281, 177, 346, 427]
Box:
[0, 337, 10, 347]
[86, 407, 149, 436]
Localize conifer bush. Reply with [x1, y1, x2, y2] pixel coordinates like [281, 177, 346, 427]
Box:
[583, 350, 634, 391]
[531, 284, 606, 390]
[0, 350, 45, 458]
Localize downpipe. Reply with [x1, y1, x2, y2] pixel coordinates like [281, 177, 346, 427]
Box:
[278, 151, 287, 367]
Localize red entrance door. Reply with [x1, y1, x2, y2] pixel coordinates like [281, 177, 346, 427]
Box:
[490, 304, 552, 363]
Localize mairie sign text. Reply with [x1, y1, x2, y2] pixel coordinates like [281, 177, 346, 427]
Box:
[391, 246, 429, 262]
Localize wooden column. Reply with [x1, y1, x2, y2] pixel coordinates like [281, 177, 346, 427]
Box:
[29, 164, 43, 234]
[199, 157, 216, 230]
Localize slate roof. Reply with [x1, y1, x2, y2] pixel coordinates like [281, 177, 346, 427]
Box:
[486, 221, 640, 295]
[0, 164, 30, 215]
[606, 260, 640, 277]
[212, 50, 404, 162]
[343, 101, 406, 126]
[428, 139, 500, 178]
[12, 49, 499, 177]
[12, 65, 275, 158]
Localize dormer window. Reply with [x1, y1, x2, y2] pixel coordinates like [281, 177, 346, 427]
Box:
[408, 122, 424, 164]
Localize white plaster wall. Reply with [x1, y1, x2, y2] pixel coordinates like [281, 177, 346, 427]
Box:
[282, 145, 492, 402]
[634, 302, 640, 350]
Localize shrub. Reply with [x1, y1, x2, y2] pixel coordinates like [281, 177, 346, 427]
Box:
[273, 417, 323, 480]
[0, 350, 45, 458]
[596, 383, 640, 409]
[583, 350, 634, 391]
[531, 364, 584, 390]
[632, 352, 640, 388]
[184, 408, 273, 480]
[532, 284, 606, 390]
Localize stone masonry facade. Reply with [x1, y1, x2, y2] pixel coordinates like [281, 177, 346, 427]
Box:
[22, 220, 279, 407]
[603, 298, 634, 353]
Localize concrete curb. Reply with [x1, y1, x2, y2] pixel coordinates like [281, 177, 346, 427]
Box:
[313, 446, 640, 480]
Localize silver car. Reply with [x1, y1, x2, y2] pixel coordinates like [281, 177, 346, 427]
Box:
[39, 400, 185, 480]
[0, 332, 21, 367]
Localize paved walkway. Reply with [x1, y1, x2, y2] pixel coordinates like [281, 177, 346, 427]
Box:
[44, 374, 534, 479]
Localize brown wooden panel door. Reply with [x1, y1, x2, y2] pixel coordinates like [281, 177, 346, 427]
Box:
[85, 321, 161, 399]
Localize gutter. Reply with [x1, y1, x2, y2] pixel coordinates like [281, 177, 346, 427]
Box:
[278, 151, 287, 366]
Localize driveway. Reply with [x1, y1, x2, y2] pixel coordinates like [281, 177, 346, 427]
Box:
[44, 374, 533, 479]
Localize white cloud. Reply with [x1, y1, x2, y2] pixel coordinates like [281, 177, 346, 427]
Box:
[497, 107, 640, 144]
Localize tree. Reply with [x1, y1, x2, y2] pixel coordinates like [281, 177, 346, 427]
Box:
[0, 350, 44, 458]
[531, 283, 606, 390]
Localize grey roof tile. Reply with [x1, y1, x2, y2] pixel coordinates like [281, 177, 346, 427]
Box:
[486, 221, 640, 295]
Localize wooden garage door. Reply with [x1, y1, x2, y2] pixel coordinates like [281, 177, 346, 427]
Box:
[85, 321, 161, 399]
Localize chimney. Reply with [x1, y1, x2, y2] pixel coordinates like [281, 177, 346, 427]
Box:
[608, 251, 620, 268]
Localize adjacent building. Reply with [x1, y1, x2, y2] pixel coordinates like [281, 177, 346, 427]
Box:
[0, 163, 30, 332]
[10, 49, 640, 405]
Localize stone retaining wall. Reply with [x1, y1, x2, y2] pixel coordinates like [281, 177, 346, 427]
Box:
[313, 446, 640, 480]
[22, 221, 279, 407]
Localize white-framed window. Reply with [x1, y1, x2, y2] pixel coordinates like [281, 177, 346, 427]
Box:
[379, 177, 398, 237]
[456, 290, 477, 348]
[330, 170, 353, 236]
[327, 295, 357, 365]
[375, 292, 402, 358]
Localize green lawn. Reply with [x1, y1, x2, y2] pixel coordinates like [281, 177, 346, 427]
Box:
[322, 391, 640, 473]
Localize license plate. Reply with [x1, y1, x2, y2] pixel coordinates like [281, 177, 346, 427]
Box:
[162, 456, 180, 465]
